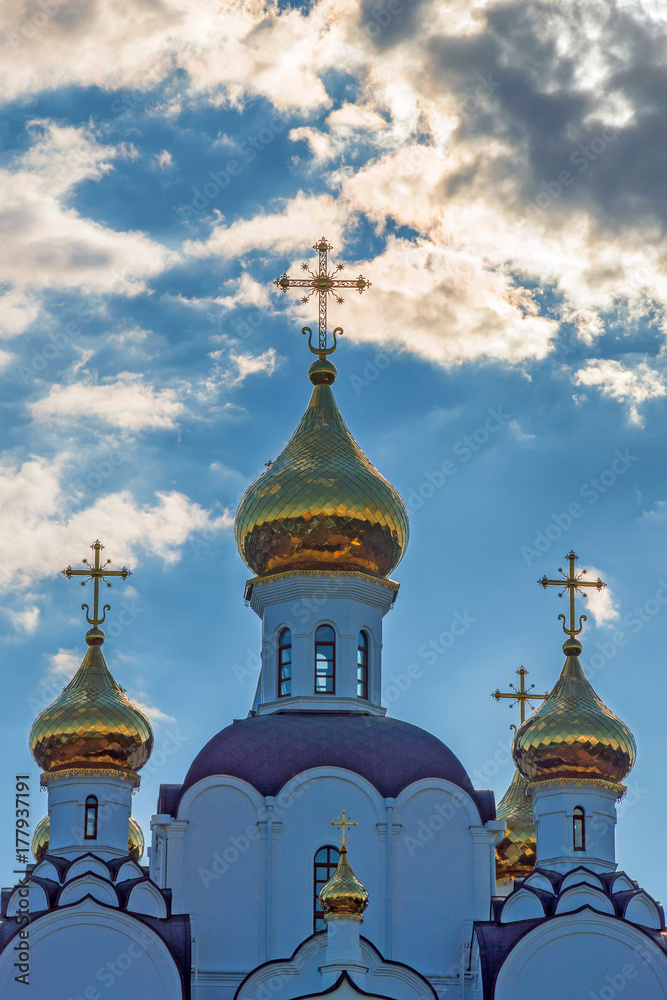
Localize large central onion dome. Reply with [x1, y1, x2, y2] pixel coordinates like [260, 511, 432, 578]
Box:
[235, 358, 408, 578]
[513, 636, 636, 785]
[30, 628, 153, 777]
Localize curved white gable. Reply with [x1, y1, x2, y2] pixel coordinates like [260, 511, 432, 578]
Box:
[612, 873, 636, 893]
[116, 860, 145, 883]
[58, 874, 118, 908]
[523, 873, 554, 894]
[0, 900, 183, 1000]
[65, 856, 110, 883]
[555, 885, 615, 916]
[32, 859, 60, 883]
[126, 881, 168, 918]
[624, 893, 662, 930]
[495, 912, 667, 1000]
[6, 881, 48, 916]
[560, 870, 603, 892]
[501, 889, 546, 923]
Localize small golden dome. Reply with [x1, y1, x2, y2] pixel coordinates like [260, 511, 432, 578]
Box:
[235, 362, 408, 578]
[32, 815, 50, 862]
[495, 769, 536, 880]
[513, 639, 636, 785]
[30, 631, 153, 776]
[128, 817, 145, 863]
[319, 845, 369, 920]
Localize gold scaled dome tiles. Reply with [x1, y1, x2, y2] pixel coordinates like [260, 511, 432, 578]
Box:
[319, 846, 369, 919]
[235, 364, 409, 578]
[495, 769, 536, 880]
[513, 638, 636, 785]
[30, 635, 153, 776]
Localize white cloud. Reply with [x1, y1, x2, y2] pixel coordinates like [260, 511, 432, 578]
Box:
[153, 149, 173, 169]
[580, 567, 619, 627]
[130, 694, 177, 724]
[208, 348, 278, 385]
[7, 605, 40, 635]
[0, 454, 234, 590]
[184, 192, 349, 260]
[0, 121, 173, 339]
[509, 421, 536, 442]
[46, 648, 81, 683]
[575, 359, 666, 424]
[31, 372, 185, 431]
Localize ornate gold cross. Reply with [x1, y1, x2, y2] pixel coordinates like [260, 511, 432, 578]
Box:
[62, 539, 131, 629]
[538, 549, 605, 637]
[492, 666, 549, 729]
[274, 237, 371, 357]
[331, 809, 357, 847]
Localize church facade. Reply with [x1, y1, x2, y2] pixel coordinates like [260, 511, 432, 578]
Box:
[1, 243, 666, 999]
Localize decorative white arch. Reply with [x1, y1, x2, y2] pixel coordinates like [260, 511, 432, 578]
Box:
[0, 898, 184, 998]
[393, 777, 483, 828]
[176, 773, 266, 822]
[273, 767, 386, 823]
[495, 912, 667, 1000]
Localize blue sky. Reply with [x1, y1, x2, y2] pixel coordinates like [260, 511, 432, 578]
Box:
[1, 0, 667, 904]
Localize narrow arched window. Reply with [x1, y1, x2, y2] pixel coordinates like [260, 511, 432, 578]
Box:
[573, 806, 585, 851]
[357, 630, 369, 699]
[315, 625, 335, 693]
[84, 796, 98, 840]
[314, 845, 340, 931]
[278, 628, 292, 698]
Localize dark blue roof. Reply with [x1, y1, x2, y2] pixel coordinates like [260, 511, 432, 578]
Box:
[177, 711, 494, 820]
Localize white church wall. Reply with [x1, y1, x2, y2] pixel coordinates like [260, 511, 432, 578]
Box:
[0, 900, 183, 999]
[494, 913, 667, 1000]
[392, 782, 480, 976]
[271, 768, 386, 957]
[176, 778, 264, 973]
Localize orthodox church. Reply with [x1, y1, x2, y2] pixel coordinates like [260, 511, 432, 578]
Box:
[1, 240, 666, 999]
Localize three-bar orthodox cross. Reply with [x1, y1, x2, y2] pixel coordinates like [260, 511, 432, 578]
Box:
[538, 549, 605, 636]
[274, 237, 371, 357]
[62, 539, 131, 628]
[492, 667, 549, 730]
[331, 809, 357, 848]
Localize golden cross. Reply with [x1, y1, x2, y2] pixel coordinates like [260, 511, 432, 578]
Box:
[492, 667, 549, 729]
[538, 549, 605, 637]
[331, 809, 357, 848]
[62, 539, 131, 629]
[274, 237, 371, 357]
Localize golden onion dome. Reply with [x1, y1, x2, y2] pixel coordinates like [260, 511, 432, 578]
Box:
[495, 769, 536, 881]
[319, 845, 369, 920]
[31, 814, 145, 863]
[235, 358, 408, 578]
[513, 636, 636, 785]
[32, 815, 50, 863]
[128, 817, 145, 863]
[30, 628, 153, 777]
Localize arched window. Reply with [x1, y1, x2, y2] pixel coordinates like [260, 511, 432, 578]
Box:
[315, 625, 335, 694]
[357, 630, 369, 699]
[84, 796, 98, 840]
[278, 628, 292, 698]
[313, 845, 340, 931]
[573, 806, 585, 851]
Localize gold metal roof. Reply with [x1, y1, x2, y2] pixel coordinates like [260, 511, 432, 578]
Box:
[30, 632, 153, 776]
[495, 769, 536, 880]
[513, 637, 636, 785]
[128, 816, 145, 863]
[32, 815, 50, 863]
[319, 845, 369, 920]
[235, 360, 408, 578]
